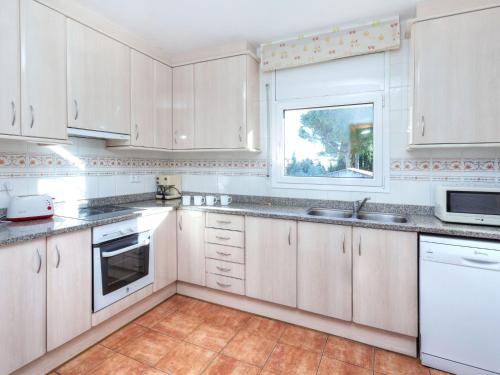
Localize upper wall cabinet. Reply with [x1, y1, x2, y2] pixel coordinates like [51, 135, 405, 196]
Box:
[194, 55, 260, 150]
[0, 0, 20, 136]
[67, 19, 130, 135]
[410, 6, 500, 146]
[173, 65, 195, 149]
[154, 61, 173, 149]
[21, 0, 67, 140]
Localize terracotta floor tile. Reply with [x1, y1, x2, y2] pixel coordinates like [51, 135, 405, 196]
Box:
[222, 330, 276, 367]
[429, 370, 452, 375]
[177, 298, 215, 319]
[324, 335, 374, 369]
[374, 349, 430, 375]
[185, 322, 238, 352]
[89, 353, 150, 375]
[100, 323, 148, 350]
[202, 355, 261, 375]
[151, 312, 203, 339]
[318, 356, 372, 375]
[57, 344, 115, 375]
[243, 316, 287, 340]
[204, 305, 251, 330]
[279, 325, 327, 353]
[264, 343, 321, 375]
[142, 369, 168, 375]
[155, 341, 216, 375]
[118, 330, 180, 366]
[159, 294, 193, 311]
[135, 304, 176, 328]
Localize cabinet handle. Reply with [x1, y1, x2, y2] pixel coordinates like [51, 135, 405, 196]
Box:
[135, 124, 139, 140]
[35, 249, 42, 274]
[174, 131, 178, 144]
[216, 251, 231, 256]
[421, 115, 425, 137]
[216, 281, 232, 288]
[342, 234, 346, 254]
[238, 126, 243, 142]
[11, 101, 16, 126]
[74, 99, 79, 120]
[216, 266, 231, 272]
[358, 236, 362, 256]
[288, 227, 291, 246]
[29, 105, 35, 128]
[55, 245, 61, 268]
[216, 235, 230, 241]
[178, 215, 183, 231]
[216, 220, 232, 225]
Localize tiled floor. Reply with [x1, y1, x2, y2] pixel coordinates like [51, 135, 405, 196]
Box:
[50, 294, 451, 375]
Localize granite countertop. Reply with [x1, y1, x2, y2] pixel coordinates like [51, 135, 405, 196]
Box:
[0, 198, 499, 247]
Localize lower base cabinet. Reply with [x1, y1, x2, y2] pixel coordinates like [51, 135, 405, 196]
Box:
[47, 229, 92, 351]
[353, 227, 418, 337]
[151, 211, 178, 291]
[177, 210, 206, 286]
[0, 238, 46, 375]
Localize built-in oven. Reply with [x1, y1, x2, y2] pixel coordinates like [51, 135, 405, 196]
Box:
[93, 219, 154, 312]
[434, 186, 500, 226]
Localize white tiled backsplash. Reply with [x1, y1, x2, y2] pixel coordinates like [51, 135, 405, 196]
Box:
[1, 30, 499, 209]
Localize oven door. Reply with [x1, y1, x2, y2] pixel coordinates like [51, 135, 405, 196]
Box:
[93, 231, 154, 312]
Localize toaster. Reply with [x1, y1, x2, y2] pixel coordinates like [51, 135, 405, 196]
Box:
[7, 194, 54, 221]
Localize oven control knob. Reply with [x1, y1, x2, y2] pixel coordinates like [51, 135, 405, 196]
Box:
[126, 287, 130, 293]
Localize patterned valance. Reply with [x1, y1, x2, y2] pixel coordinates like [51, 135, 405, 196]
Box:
[261, 17, 400, 72]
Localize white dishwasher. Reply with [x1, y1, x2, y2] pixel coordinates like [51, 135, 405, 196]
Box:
[420, 235, 500, 375]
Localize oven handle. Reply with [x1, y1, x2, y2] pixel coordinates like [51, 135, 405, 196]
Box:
[97, 240, 150, 258]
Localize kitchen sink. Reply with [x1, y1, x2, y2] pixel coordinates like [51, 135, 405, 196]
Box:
[306, 208, 353, 218]
[356, 212, 408, 223]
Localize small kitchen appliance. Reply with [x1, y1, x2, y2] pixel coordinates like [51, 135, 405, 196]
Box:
[7, 194, 54, 221]
[434, 186, 500, 226]
[156, 175, 181, 200]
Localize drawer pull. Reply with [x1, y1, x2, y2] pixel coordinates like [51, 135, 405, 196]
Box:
[216, 236, 231, 241]
[216, 220, 232, 225]
[216, 251, 231, 256]
[216, 265, 231, 272]
[216, 281, 232, 288]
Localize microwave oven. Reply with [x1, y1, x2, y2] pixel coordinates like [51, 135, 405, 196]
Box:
[434, 186, 500, 226]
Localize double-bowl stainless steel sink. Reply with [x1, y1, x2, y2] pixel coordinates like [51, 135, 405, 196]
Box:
[306, 208, 408, 223]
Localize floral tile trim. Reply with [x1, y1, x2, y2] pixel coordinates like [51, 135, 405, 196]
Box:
[391, 159, 499, 172]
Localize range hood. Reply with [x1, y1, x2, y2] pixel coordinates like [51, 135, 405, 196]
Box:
[67, 127, 130, 141]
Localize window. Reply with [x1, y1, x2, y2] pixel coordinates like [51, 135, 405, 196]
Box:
[273, 93, 386, 191]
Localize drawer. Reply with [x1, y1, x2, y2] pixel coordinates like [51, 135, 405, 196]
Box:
[206, 273, 245, 295]
[206, 258, 245, 279]
[205, 228, 244, 248]
[205, 243, 245, 264]
[206, 213, 244, 231]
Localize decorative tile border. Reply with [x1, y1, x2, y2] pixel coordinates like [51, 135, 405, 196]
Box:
[390, 158, 499, 173]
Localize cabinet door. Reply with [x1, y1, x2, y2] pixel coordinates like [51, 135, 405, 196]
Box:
[67, 19, 130, 134]
[353, 228, 418, 336]
[412, 7, 500, 145]
[298, 222, 352, 321]
[194, 55, 246, 149]
[173, 65, 194, 149]
[0, 238, 46, 375]
[154, 61, 173, 149]
[0, 0, 20, 135]
[152, 211, 177, 291]
[131, 50, 154, 147]
[177, 210, 205, 285]
[245, 217, 297, 307]
[47, 230, 92, 351]
[21, 0, 67, 140]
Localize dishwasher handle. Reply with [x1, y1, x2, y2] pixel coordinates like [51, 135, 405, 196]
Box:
[461, 257, 500, 271]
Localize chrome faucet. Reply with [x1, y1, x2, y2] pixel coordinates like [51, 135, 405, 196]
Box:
[354, 197, 371, 216]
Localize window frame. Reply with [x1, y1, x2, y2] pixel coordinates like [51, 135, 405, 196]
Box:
[272, 92, 387, 191]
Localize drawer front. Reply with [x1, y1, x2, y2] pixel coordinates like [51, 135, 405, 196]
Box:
[206, 258, 245, 279]
[206, 273, 245, 295]
[205, 243, 245, 264]
[205, 228, 244, 248]
[206, 213, 244, 231]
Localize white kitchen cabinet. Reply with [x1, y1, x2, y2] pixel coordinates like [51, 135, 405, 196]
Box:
[194, 55, 260, 149]
[297, 222, 352, 321]
[245, 217, 297, 307]
[131, 50, 154, 147]
[411, 6, 500, 146]
[67, 19, 130, 135]
[177, 210, 206, 286]
[0, 238, 46, 375]
[352, 227, 418, 337]
[173, 65, 195, 149]
[21, 0, 67, 140]
[0, 0, 21, 136]
[152, 211, 177, 291]
[154, 60, 173, 149]
[47, 230, 92, 351]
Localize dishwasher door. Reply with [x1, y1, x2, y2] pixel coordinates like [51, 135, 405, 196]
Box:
[420, 236, 500, 375]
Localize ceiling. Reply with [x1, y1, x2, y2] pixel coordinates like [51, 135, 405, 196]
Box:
[75, 0, 418, 56]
